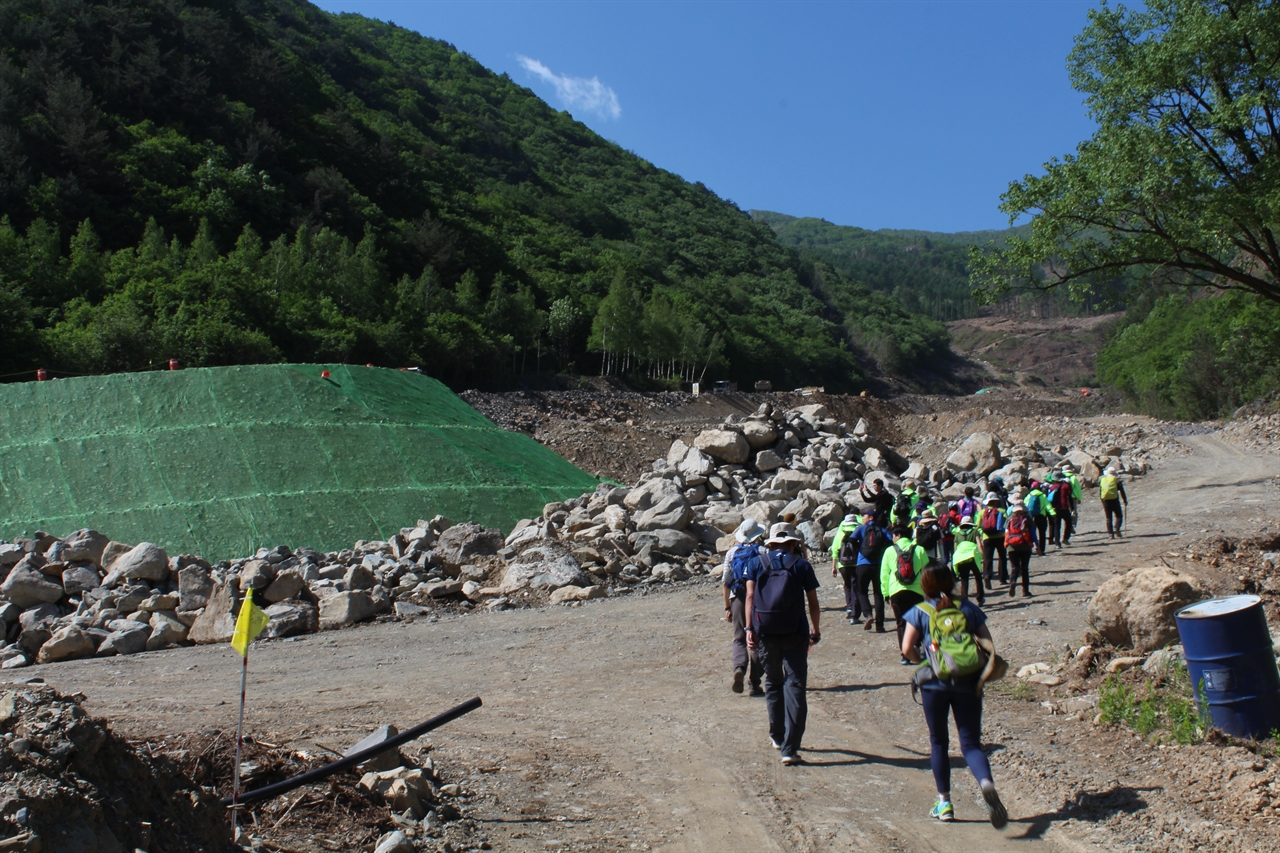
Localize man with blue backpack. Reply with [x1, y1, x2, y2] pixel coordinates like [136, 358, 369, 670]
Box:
[744, 522, 821, 766]
[838, 507, 891, 632]
[722, 519, 767, 696]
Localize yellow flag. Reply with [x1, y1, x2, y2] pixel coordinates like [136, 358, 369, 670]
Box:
[230, 596, 270, 657]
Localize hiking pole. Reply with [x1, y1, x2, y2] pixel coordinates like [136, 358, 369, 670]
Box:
[222, 696, 482, 807]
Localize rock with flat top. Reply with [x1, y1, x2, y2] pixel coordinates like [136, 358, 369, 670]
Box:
[36, 625, 96, 663]
[1088, 566, 1205, 652]
[113, 542, 170, 582]
[693, 429, 750, 464]
[1, 565, 64, 608]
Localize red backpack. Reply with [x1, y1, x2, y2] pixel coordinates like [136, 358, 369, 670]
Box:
[1005, 513, 1032, 548]
[980, 507, 1002, 534]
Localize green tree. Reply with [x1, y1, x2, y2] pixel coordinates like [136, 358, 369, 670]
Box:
[970, 0, 1280, 305]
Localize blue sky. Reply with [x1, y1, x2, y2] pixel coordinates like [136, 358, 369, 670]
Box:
[313, 1, 1100, 233]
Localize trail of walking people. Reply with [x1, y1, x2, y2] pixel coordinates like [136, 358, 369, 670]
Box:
[31, 432, 1280, 851]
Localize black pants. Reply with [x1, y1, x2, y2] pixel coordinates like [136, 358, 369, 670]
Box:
[1031, 515, 1048, 555]
[1007, 548, 1032, 594]
[837, 564, 859, 617]
[1049, 512, 1074, 546]
[890, 590, 924, 658]
[1103, 499, 1124, 535]
[730, 597, 763, 687]
[955, 558, 983, 605]
[854, 562, 885, 631]
[982, 536, 1007, 585]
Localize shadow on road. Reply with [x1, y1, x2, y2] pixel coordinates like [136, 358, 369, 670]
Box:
[810, 682, 903, 693]
[800, 746, 933, 771]
[1011, 785, 1159, 840]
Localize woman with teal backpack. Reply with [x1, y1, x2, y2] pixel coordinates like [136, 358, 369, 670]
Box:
[902, 563, 1008, 829]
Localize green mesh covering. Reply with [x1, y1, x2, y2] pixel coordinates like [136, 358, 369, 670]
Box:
[0, 364, 599, 561]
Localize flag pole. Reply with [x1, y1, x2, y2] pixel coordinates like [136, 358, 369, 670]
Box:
[232, 649, 248, 829]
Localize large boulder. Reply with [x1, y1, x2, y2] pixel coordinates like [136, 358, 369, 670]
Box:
[178, 566, 215, 611]
[265, 568, 308, 602]
[501, 548, 592, 593]
[741, 420, 778, 450]
[61, 565, 101, 596]
[633, 495, 693, 531]
[96, 623, 150, 656]
[754, 449, 785, 472]
[60, 529, 110, 564]
[145, 611, 190, 650]
[623, 477, 683, 513]
[742, 500, 786, 527]
[1, 565, 64, 608]
[187, 583, 238, 644]
[36, 625, 97, 663]
[944, 449, 976, 473]
[678, 448, 715, 482]
[435, 523, 503, 566]
[703, 504, 744, 533]
[666, 439, 691, 468]
[319, 591, 386, 629]
[1088, 567, 1206, 652]
[633, 529, 698, 558]
[901, 461, 929, 482]
[113, 543, 170, 582]
[957, 433, 1002, 476]
[693, 429, 750, 464]
[772, 470, 820, 498]
[1065, 450, 1102, 486]
[262, 601, 319, 638]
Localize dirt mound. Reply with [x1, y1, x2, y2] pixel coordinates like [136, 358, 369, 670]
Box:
[138, 730, 479, 853]
[0, 682, 231, 851]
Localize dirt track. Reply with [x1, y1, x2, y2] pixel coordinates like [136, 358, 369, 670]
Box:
[29, 431, 1280, 852]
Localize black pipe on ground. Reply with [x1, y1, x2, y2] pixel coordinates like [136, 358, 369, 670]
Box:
[223, 696, 482, 807]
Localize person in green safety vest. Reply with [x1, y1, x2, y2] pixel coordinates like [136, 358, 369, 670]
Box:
[891, 480, 920, 528]
[829, 513, 863, 622]
[1023, 481, 1049, 556]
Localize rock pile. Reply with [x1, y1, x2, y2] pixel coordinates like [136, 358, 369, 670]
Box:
[0, 401, 1156, 668]
[0, 683, 231, 851]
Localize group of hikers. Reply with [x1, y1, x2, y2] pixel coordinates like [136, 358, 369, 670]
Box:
[719, 461, 1131, 828]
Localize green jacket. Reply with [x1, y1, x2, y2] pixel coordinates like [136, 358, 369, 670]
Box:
[880, 536, 927, 598]
[1068, 472, 1083, 501]
[950, 525, 984, 572]
[830, 519, 859, 563]
[889, 489, 918, 527]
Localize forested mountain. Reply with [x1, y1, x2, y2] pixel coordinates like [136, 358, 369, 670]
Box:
[753, 211, 1116, 322]
[0, 0, 947, 390]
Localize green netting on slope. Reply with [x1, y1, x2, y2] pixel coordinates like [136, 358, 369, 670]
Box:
[0, 365, 600, 561]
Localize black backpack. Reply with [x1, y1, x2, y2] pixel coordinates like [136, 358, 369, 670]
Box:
[860, 525, 886, 561]
[753, 552, 806, 635]
[837, 530, 860, 567]
[894, 492, 913, 518]
[915, 524, 941, 552]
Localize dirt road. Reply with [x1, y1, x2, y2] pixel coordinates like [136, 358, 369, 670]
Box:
[32, 432, 1280, 852]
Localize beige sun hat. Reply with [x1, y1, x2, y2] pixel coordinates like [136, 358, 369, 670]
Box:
[765, 522, 803, 547]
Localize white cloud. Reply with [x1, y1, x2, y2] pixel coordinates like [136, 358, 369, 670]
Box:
[516, 55, 621, 120]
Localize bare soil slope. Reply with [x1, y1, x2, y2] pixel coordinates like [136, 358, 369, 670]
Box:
[948, 313, 1122, 391]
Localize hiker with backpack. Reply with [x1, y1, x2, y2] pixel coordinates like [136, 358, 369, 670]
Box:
[914, 511, 943, 562]
[880, 523, 929, 665]
[1004, 502, 1035, 597]
[901, 563, 1008, 828]
[722, 519, 767, 695]
[845, 507, 891, 632]
[978, 494, 1008, 590]
[830, 513, 864, 624]
[1046, 471, 1074, 548]
[988, 476, 1009, 508]
[1099, 466, 1128, 538]
[951, 515, 985, 605]
[1024, 480, 1049, 556]
[937, 500, 958, 566]
[1063, 463, 1083, 529]
[891, 480, 920, 528]
[859, 478, 893, 528]
[744, 522, 821, 766]
[954, 486, 980, 524]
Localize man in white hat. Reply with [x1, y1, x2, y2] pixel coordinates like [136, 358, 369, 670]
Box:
[745, 522, 821, 765]
[722, 519, 768, 695]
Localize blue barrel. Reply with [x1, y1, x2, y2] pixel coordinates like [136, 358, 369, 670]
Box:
[1175, 595, 1280, 739]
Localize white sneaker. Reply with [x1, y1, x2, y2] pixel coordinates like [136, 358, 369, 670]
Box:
[770, 737, 782, 750]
